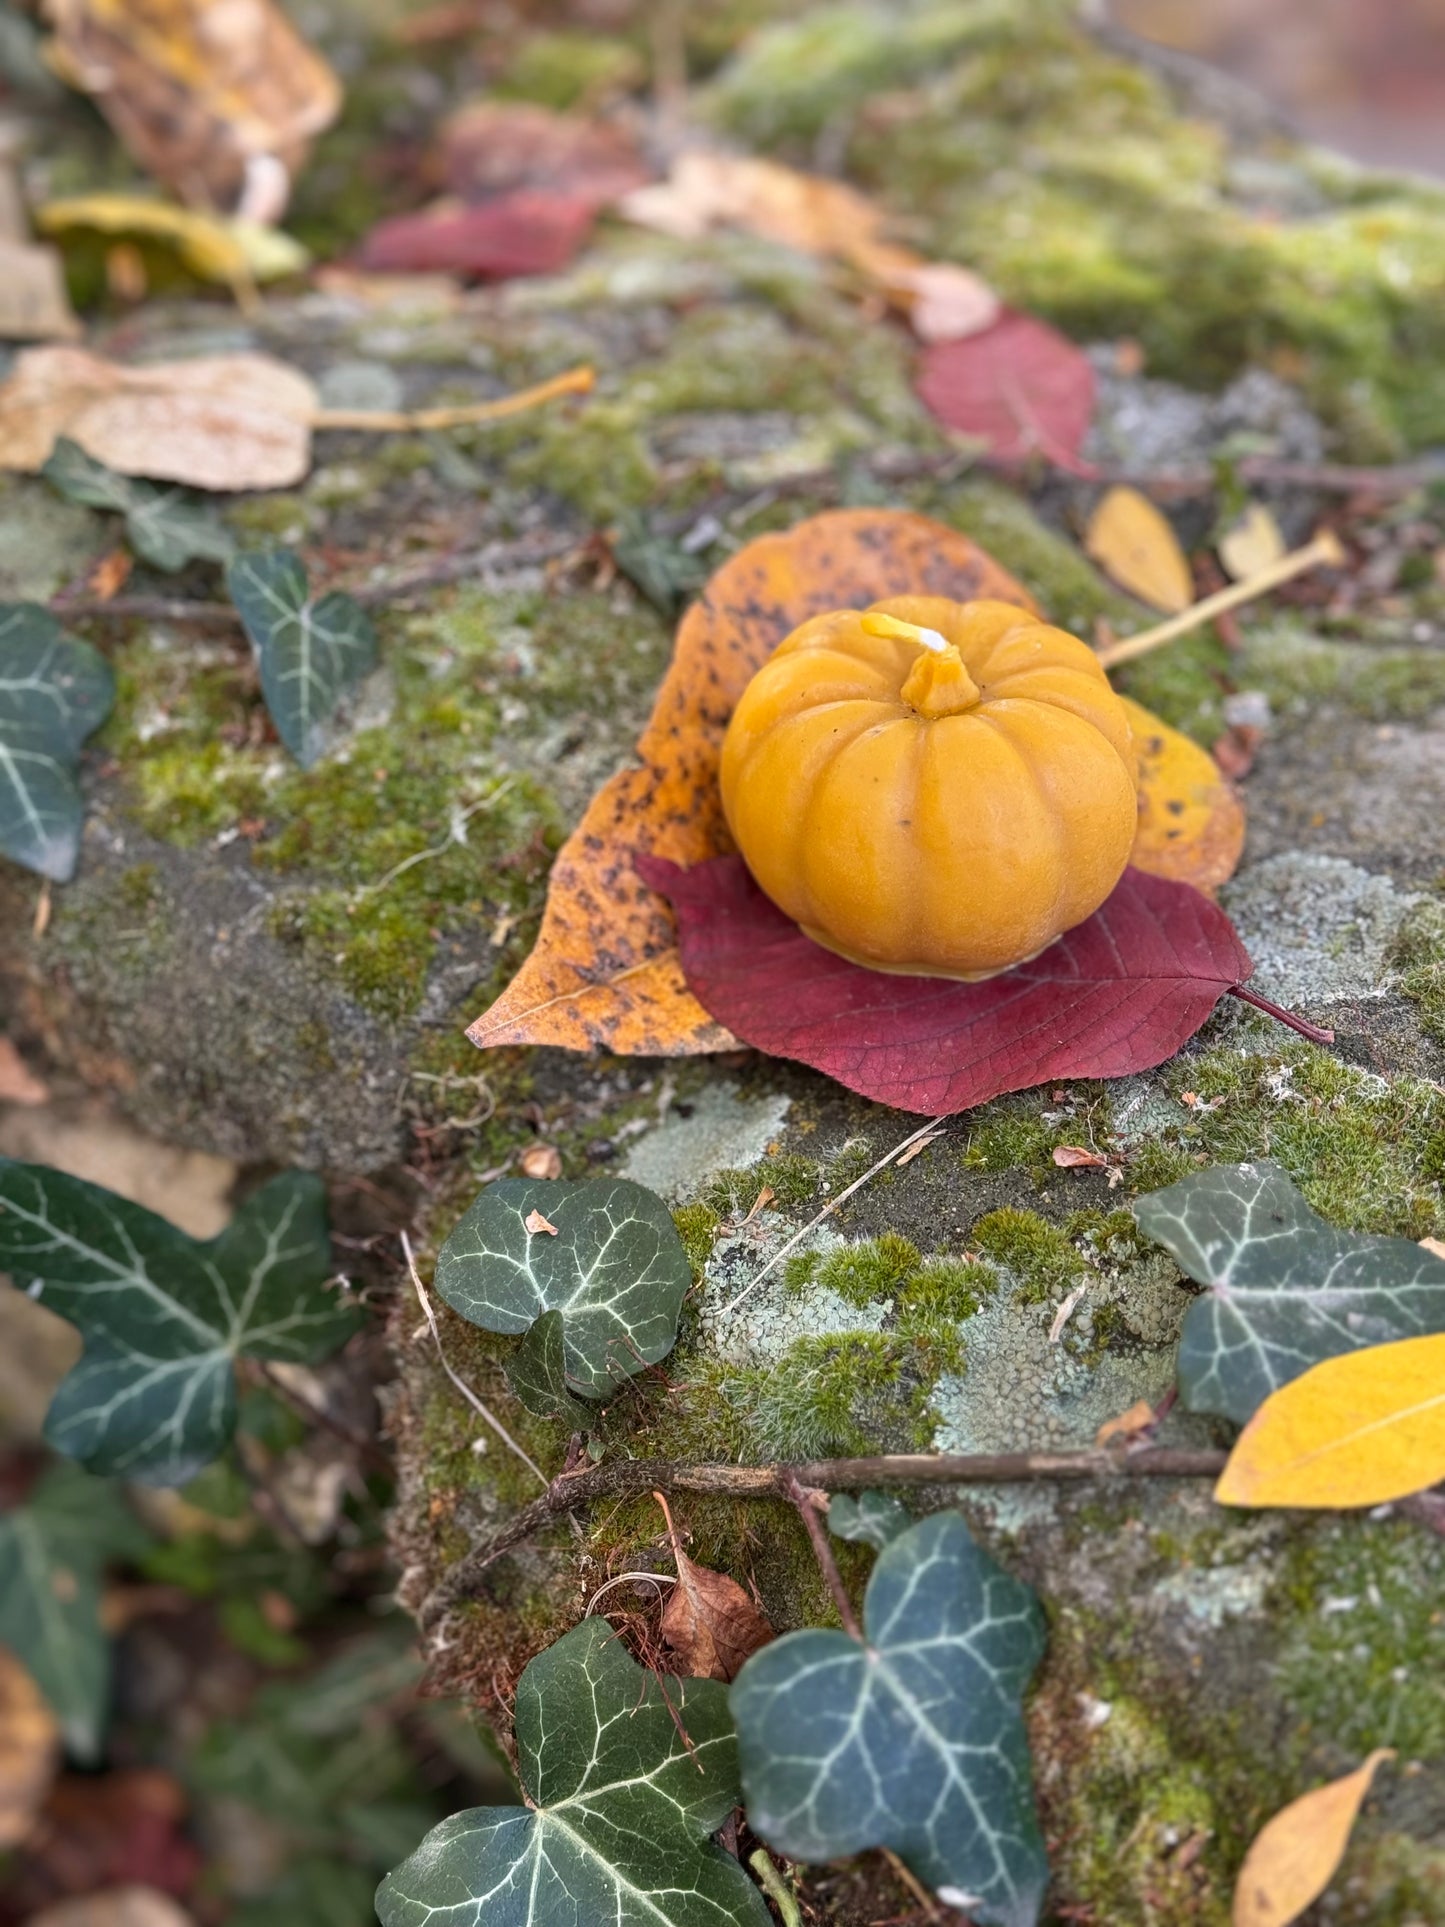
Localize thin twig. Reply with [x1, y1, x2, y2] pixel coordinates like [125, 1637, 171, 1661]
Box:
[717, 1116, 948, 1318]
[748, 1850, 803, 1927]
[253, 1360, 392, 1476]
[784, 1470, 862, 1640]
[311, 364, 595, 432]
[1095, 529, 1345, 669]
[49, 594, 240, 626]
[420, 1447, 1227, 1625]
[880, 1848, 946, 1924]
[400, 1230, 547, 1490]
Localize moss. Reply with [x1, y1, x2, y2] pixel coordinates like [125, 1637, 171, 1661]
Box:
[970, 1206, 1087, 1304]
[496, 400, 657, 522]
[1153, 1043, 1445, 1238]
[1277, 1519, 1445, 1761]
[1113, 632, 1232, 746]
[99, 573, 680, 1019]
[117, 862, 160, 914]
[1389, 897, 1445, 1047]
[940, 480, 1133, 640]
[495, 31, 644, 110]
[702, 1153, 821, 1218]
[1238, 622, 1445, 725]
[711, 1330, 913, 1460]
[672, 1202, 722, 1281]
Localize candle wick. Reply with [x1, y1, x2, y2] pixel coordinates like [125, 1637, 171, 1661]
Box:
[916, 627, 948, 653]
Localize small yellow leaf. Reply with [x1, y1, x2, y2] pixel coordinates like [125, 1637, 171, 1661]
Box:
[37, 195, 307, 288]
[1232, 1750, 1393, 1926]
[1216, 1334, 1445, 1509]
[1084, 486, 1193, 613]
[524, 1209, 559, 1237]
[1120, 696, 1244, 893]
[1219, 503, 1286, 583]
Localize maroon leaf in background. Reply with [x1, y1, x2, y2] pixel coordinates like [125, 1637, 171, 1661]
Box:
[915, 308, 1098, 474]
[637, 855, 1252, 1115]
[358, 191, 596, 278]
[439, 101, 651, 211]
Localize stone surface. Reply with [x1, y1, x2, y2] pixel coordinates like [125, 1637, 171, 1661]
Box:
[3, 3, 1445, 1921]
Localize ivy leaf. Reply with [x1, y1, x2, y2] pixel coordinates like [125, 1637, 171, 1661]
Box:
[504, 1309, 585, 1421]
[0, 1463, 148, 1759]
[435, 1178, 693, 1397]
[0, 603, 115, 880]
[376, 1616, 771, 1927]
[227, 550, 377, 768]
[42, 437, 235, 571]
[827, 1489, 911, 1550]
[730, 1512, 1048, 1927]
[1134, 1160, 1445, 1424]
[0, 1163, 360, 1484]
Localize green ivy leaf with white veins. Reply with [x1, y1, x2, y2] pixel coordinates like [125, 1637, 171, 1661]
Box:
[827, 1489, 911, 1550]
[435, 1178, 693, 1397]
[376, 1617, 770, 1927]
[0, 1462, 149, 1759]
[42, 438, 235, 571]
[0, 603, 114, 880]
[1135, 1159, 1445, 1424]
[505, 1308, 585, 1421]
[0, 1163, 360, 1484]
[730, 1512, 1048, 1927]
[227, 549, 377, 768]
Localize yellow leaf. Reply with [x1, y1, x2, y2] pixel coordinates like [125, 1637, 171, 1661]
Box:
[1120, 696, 1244, 893]
[37, 194, 307, 288]
[1216, 1334, 1445, 1509]
[1084, 486, 1193, 614]
[1232, 1750, 1393, 1927]
[1219, 503, 1286, 583]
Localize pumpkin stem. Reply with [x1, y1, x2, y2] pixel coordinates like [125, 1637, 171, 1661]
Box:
[860, 612, 983, 716]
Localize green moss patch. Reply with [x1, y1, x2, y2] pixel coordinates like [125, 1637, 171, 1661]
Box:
[970, 1207, 1087, 1304]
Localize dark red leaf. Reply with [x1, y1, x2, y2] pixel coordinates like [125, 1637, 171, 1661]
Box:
[915, 308, 1098, 474]
[636, 856, 1252, 1115]
[440, 101, 650, 211]
[358, 191, 596, 278]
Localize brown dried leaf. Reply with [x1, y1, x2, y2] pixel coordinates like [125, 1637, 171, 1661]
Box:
[654, 1493, 773, 1683]
[1051, 1145, 1108, 1169]
[0, 1648, 59, 1851]
[518, 1144, 563, 1181]
[1085, 486, 1193, 614]
[42, 0, 340, 217]
[0, 346, 316, 490]
[1233, 1751, 1393, 1926]
[0, 1038, 49, 1106]
[1095, 1398, 1156, 1447]
[524, 1209, 559, 1237]
[440, 101, 650, 211]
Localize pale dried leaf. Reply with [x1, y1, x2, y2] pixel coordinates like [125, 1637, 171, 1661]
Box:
[518, 1144, 563, 1181]
[1232, 1751, 1393, 1926]
[23, 1887, 195, 1927]
[1052, 1145, 1108, 1169]
[619, 151, 880, 254]
[1048, 1284, 1087, 1343]
[0, 240, 80, 342]
[1219, 504, 1286, 584]
[1095, 1399, 1156, 1447]
[0, 346, 316, 490]
[524, 1209, 559, 1237]
[0, 1647, 59, 1851]
[1420, 1237, 1445, 1261]
[1084, 486, 1193, 613]
[851, 242, 999, 341]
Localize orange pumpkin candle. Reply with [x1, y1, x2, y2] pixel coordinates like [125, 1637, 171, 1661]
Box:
[719, 595, 1138, 980]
